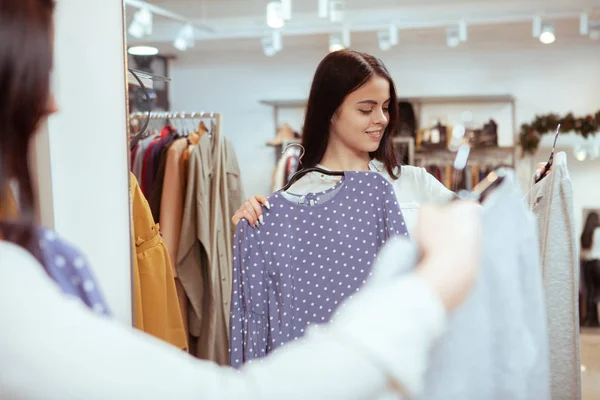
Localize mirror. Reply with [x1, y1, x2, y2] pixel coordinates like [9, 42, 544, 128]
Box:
[123, 1, 600, 398]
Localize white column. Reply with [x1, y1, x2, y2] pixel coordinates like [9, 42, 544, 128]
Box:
[41, 0, 133, 325]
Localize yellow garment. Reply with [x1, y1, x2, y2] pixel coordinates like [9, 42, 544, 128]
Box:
[130, 173, 187, 350]
[0, 185, 19, 220]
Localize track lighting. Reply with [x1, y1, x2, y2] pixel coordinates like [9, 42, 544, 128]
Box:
[446, 27, 460, 48]
[262, 35, 277, 57]
[378, 24, 398, 51]
[329, 0, 344, 23]
[281, 0, 292, 21]
[458, 20, 468, 42]
[272, 30, 283, 52]
[128, 7, 153, 38]
[539, 23, 555, 44]
[581, 12, 589, 35]
[261, 30, 283, 56]
[174, 24, 194, 51]
[532, 15, 542, 38]
[267, 2, 285, 29]
[318, 0, 329, 18]
[329, 33, 345, 52]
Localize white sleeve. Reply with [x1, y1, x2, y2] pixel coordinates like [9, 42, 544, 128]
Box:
[0, 240, 445, 400]
[420, 167, 456, 204]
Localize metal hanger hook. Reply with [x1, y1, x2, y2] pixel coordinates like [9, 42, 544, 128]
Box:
[282, 142, 305, 166]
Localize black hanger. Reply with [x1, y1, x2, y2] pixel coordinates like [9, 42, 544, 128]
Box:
[534, 124, 561, 184]
[280, 144, 344, 192]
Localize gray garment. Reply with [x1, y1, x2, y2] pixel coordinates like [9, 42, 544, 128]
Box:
[527, 152, 581, 400]
[377, 171, 551, 400]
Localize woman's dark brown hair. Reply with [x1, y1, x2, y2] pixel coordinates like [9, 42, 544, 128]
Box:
[0, 0, 55, 246]
[301, 49, 400, 178]
[582, 212, 600, 250]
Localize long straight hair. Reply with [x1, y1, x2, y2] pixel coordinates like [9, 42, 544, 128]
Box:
[0, 0, 55, 247]
[301, 50, 399, 178]
[581, 212, 600, 250]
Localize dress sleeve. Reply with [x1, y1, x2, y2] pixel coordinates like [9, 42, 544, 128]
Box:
[229, 221, 269, 368]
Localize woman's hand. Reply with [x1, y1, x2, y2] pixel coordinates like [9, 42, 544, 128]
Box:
[415, 201, 483, 311]
[231, 195, 271, 228]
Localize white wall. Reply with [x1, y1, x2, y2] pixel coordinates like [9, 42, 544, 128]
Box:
[169, 43, 600, 231]
[42, 0, 133, 324]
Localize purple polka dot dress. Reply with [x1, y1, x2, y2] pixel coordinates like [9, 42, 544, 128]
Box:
[229, 171, 408, 368]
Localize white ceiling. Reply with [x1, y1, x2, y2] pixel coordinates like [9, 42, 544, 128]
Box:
[126, 0, 600, 53]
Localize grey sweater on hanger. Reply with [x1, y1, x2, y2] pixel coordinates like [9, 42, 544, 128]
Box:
[370, 171, 551, 400]
[527, 152, 581, 400]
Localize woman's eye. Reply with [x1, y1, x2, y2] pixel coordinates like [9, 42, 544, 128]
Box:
[359, 109, 372, 115]
[383, 107, 390, 113]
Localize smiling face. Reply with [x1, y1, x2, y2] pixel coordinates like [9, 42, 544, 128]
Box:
[328, 75, 391, 157]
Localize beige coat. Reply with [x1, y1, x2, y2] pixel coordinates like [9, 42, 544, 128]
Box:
[176, 134, 243, 364]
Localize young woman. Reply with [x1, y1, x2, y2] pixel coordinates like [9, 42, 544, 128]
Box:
[232, 50, 548, 233]
[0, 1, 485, 398]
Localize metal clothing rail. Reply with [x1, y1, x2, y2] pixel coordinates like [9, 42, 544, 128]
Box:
[129, 111, 220, 120]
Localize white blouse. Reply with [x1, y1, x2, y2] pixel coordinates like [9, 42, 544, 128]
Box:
[0, 239, 446, 399]
[287, 160, 456, 235]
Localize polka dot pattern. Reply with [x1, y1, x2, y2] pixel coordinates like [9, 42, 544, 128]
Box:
[229, 171, 407, 367]
[0, 223, 110, 316]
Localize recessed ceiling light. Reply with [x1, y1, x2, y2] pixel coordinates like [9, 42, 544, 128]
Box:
[128, 46, 159, 56]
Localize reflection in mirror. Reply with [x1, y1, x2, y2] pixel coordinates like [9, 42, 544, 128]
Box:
[122, 0, 600, 398]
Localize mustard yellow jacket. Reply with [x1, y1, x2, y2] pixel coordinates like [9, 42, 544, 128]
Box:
[130, 173, 187, 350]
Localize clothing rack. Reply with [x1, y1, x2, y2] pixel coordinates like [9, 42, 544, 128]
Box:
[129, 111, 221, 120]
[129, 110, 229, 264]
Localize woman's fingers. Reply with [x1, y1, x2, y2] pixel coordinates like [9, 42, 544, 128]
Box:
[248, 197, 265, 225]
[255, 195, 271, 210]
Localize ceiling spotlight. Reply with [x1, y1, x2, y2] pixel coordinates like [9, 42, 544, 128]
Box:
[581, 12, 589, 35]
[329, 0, 344, 23]
[281, 0, 292, 20]
[174, 24, 195, 51]
[342, 25, 351, 47]
[539, 23, 555, 44]
[128, 19, 145, 39]
[272, 30, 283, 52]
[261, 35, 277, 57]
[458, 20, 468, 42]
[446, 27, 460, 48]
[532, 15, 542, 38]
[128, 7, 153, 38]
[318, 0, 329, 18]
[267, 1, 285, 29]
[378, 30, 392, 51]
[378, 25, 398, 51]
[128, 46, 159, 56]
[329, 33, 345, 52]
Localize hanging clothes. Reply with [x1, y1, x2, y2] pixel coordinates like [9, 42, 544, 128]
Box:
[177, 133, 243, 364]
[379, 170, 550, 400]
[132, 136, 154, 185]
[229, 171, 408, 368]
[0, 184, 18, 220]
[130, 172, 187, 350]
[526, 152, 581, 400]
[158, 137, 190, 335]
[143, 126, 175, 197]
[148, 132, 177, 222]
